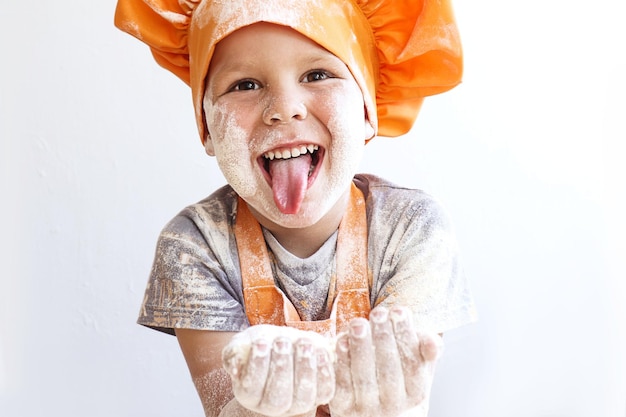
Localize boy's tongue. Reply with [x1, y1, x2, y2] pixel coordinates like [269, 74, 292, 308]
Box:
[268, 153, 312, 214]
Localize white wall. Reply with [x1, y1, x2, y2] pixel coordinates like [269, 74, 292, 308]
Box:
[1, 1, 624, 416]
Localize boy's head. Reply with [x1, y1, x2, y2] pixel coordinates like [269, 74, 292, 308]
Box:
[115, 0, 463, 143]
[115, 0, 463, 225]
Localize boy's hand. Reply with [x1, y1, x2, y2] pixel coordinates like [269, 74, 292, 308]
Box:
[329, 306, 442, 417]
[222, 325, 335, 417]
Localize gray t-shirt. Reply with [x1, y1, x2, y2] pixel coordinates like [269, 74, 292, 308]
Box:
[138, 174, 476, 335]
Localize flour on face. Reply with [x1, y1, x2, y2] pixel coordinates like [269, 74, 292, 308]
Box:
[203, 23, 369, 229]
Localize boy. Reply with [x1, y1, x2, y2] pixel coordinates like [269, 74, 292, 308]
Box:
[115, 0, 476, 416]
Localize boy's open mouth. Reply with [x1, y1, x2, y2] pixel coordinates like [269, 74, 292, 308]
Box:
[259, 144, 323, 215]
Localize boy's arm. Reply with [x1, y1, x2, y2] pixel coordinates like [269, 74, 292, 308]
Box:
[175, 329, 239, 417]
[177, 329, 280, 417]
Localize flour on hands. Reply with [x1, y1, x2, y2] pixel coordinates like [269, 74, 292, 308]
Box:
[329, 306, 442, 417]
[222, 306, 442, 417]
[222, 324, 336, 416]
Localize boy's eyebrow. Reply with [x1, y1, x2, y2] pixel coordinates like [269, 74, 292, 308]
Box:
[305, 54, 342, 68]
[212, 51, 341, 75]
[210, 58, 257, 75]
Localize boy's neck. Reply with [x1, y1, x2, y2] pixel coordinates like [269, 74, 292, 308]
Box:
[249, 189, 351, 259]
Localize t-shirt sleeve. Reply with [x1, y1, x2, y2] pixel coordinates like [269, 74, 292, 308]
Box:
[137, 210, 249, 335]
[370, 190, 477, 334]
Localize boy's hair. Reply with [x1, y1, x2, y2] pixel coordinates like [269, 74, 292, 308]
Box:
[115, 0, 462, 143]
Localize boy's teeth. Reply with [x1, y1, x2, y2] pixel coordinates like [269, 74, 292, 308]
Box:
[264, 144, 318, 160]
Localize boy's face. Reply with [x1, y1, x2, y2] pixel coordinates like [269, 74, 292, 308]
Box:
[203, 23, 373, 229]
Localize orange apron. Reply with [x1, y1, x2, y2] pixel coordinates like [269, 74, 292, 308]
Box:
[234, 184, 371, 337]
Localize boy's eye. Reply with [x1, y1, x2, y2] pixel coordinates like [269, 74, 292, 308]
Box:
[230, 80, 259, 91]
[303, 70, 331, 83]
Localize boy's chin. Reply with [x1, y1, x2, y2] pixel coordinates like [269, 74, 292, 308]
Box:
[260, 205, 326, 229]
[245, 182, 351, 229]
[244, 197, 326, 229]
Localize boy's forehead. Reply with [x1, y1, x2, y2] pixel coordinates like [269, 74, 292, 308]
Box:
[212, 22, 335, 62]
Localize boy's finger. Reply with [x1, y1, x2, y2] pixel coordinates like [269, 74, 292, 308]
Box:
[389, 307, 424, 401]
[260, 337, 295, 416]
[329, 333, 354, 415]
[346, 318, 380, 411]
[370, 307, 405, 413]
[290, 338, 318, 414]
[390, 307, 443, 405]
[418, 332, 443, 362]
[234, 337, 271, 409]
[315, 345, 335, 404]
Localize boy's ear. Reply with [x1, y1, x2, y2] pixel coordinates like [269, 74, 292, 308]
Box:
[364, 110, 375, 141]
[204, 135, 215, 156]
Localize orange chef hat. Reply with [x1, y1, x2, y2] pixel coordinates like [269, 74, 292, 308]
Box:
[114, 0, 462, 143]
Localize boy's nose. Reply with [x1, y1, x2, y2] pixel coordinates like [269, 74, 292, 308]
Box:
[262, 90, 308, 125]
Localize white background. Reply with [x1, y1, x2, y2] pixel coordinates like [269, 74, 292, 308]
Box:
[1, 0, 625, 416]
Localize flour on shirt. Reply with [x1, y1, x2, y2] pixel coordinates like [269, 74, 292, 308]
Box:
[263, 228, 338, 321]
[137, 174, 477, 335]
